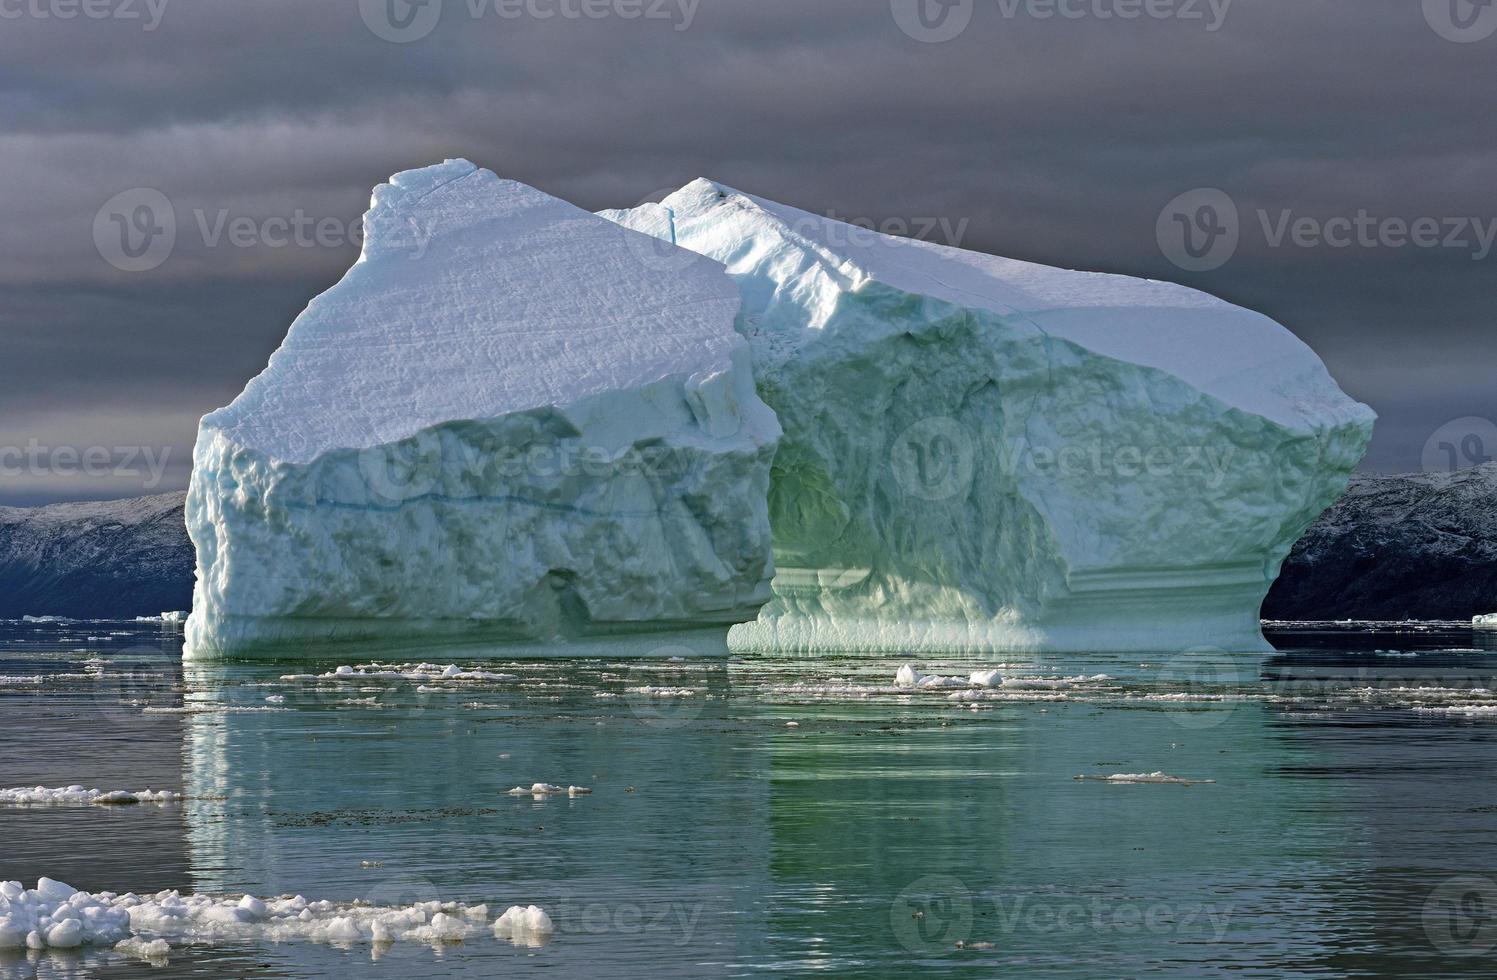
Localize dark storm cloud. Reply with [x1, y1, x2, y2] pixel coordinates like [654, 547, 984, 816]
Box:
[0, 0, 1493, 502]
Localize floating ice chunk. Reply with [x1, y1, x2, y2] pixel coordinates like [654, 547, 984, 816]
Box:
[184, 160, 778, 659]
[1074, 772, 1216, 785]
[0, 878, 529, 953]
[115, 936, 171, 961]
[893, 664, 970, 689]
[894, 664, 924, 689]
[283, 663, 521, 684]
[493, 905, 553, 946]
[45, 919, 84, 948]
[1475, 614, 1497, 627]
[34, 877, 79, 902]
[136, 611, 188, 624]
[968, 670, 1003, 688]
[1413, 705, 1497, 718]
[506, 783, 589, 798]
[142, 705, 288, 715]
[0, 786, 180, 807]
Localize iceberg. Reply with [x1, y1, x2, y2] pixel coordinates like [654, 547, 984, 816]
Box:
[184, 161, 779, 658]
[603, 180, 1375, 653]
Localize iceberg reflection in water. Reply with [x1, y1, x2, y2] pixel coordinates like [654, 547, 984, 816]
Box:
[5, 622, 1497, 976]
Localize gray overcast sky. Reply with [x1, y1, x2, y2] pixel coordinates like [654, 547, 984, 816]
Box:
[1, 0, 1493, 504]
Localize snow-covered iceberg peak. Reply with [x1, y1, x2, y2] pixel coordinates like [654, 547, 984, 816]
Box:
[185, 161, 779, 658]
[604, 180, 1376, 654]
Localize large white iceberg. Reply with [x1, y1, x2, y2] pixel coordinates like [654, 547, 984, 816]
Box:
[603, 180, 1375, 653]
[184, 161, 779, 658]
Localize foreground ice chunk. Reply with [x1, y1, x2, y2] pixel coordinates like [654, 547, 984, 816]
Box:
[0, 878, 540, 953]
[493, 904, 553, 946]
[0, 785, 180, 806]
[604, 181, 1374, 653]
[186, 161, 778, 658]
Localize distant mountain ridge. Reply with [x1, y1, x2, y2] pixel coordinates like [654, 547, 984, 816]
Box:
[0, 491, 192, 619]
[1262, 463, 1497, 621]
[1, 468, 1492, 624]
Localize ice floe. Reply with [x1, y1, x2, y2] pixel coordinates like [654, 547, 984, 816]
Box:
[894, 664, 1004, 690]
[0, 786, 179, 807]
[281, 663, 519, 684]
[142, 706, 289, 715]
[492, 904, 554, 946]
[1413, 705, 1497, 718]
[0, 878, 550, 954]
[1074, 772, 1216, 785]
[134, 611, 187, 624]
[506, 784, 591, 798]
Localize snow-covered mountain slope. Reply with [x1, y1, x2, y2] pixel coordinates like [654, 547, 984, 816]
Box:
[1263, 463, 1497, 622]
[605, 179, 1375, 653]
[0, 493, 191, 619]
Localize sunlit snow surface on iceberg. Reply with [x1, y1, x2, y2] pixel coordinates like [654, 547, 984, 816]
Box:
[185, 161, 779, 659]
[604, 182, 1374, 654]
[10, 622, 1497, 975]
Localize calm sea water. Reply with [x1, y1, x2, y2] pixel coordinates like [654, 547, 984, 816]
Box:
[4, 621, 1497, 978]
